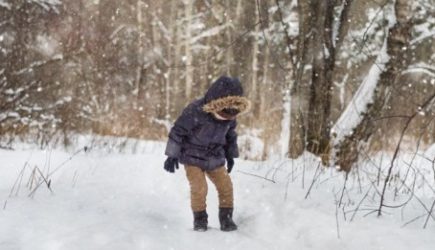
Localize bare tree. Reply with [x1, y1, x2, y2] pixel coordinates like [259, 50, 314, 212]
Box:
[335, 0, 413, 171]
[184, 0, 194, 100]
[299, 0, 353, 162]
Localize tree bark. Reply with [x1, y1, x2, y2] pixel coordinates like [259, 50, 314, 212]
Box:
[335, 0, 413, 172]
[135, 0, 145, 105]
[288, 0, 311, 158]
[250, 3, 260, 120]
[184, 0, 194, 100]
[306, 0, 335, 161]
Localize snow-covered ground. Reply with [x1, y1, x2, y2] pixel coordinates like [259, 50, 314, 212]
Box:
[1, 140, 435, 250]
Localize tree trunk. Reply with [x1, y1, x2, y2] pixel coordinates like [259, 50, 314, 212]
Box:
[225, 0, 234, 75]
[172, 3, 183, 113]
[165, 0, 178, 120]
[288, 0, 311, 158]
[250, 3, 260, 121]
[306, 0, 335, 161]
[335, 0, 413, 172]
[184, 0, 194, 100]
[135, 0, 145, 106]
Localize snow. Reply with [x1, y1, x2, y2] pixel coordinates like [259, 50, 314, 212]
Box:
[0, 0, 11, 10]
[424, 144, 435, 158]
[13, 54, 64, 76]
[403, 68, 435, 78]
[411, 29, 435, 45]
[332, 0, 346, 48]
[26, 0, 62, 12]
[35, 35, 59, 57]
[1, 139, 434, 250]
[0, 112, 21, 122]
[402, 63, 435, 78]
[187, 24, 229, 45]
[238, 129, 264, 160]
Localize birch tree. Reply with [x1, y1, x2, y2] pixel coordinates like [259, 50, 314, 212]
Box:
[184, 0, 194, 100]
[334, 0, 414, 171]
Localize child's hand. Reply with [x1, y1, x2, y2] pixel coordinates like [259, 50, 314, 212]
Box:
[226, 158, 234, 173]
[164, 157, 179, 173]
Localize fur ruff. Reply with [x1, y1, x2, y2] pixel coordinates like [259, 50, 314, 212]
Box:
[203, 96, 251, 115]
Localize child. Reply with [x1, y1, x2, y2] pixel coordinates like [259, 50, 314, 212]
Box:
[163, 76, 251, 232]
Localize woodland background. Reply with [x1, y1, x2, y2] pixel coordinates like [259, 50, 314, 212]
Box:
[0, 0, 434, 170]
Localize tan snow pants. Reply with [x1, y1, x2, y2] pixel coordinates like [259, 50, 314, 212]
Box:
[185, 165, 234, 212]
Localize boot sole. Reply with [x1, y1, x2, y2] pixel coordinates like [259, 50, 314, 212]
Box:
[220, 227, 238, 232]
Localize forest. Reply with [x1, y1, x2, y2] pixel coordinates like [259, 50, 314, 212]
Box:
[0, 0, 434, 171]
[1, 1, 435, 248]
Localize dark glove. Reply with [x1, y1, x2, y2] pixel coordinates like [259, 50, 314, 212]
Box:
[164, 157, 179, 173]
[226, 157, 234, 173]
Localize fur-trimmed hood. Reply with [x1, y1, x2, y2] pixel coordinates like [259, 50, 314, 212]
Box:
[202, 76, 251, 115]
[203, 95, 251, 115]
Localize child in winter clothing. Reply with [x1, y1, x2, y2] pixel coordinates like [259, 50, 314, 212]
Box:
[163, 76, 251, 232]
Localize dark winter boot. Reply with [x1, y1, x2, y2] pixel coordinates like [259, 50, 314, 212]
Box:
[193, 211, 208, 231]
[219, 208, 237, 232]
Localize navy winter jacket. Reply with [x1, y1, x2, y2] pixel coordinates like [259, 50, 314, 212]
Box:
[164, 76, 250, 171]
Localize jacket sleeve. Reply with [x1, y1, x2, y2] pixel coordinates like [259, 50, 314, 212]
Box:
[224, 120, 239, 159]
[165, 104, 199, 158]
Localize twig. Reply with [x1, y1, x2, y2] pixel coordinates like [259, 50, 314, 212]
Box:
[342, 204, 347, 221]
[398, 117, 434, 191]
[285, 174, 291, 201]
[271, 160, 288, 183]
[423, 199, 435, 229]
[35, 167, 53, 194]
[373, 161, 435, 222]
[302, 155, 306, 189]
[364, 209, 381, 217]
[72, 170, 79, 188]
[338, 172, 349, 207]
[335, 194, 341, 239]
[236, 170, 276, 183]
[378, 93, 435, 216]
[381, 166, 417, 209]
[8, 162, 28, 198]
[28, 147, 88, 197]
[318, 174, 341, 185]
[47, 147, 87, 177]
[356, 165, 363, 194]
[27, 168, 37, 190]
[432, 157, 435, 183]
[305, 162, 321, 199]
[401, 160, 435, 195]
[6, 152, 34, 203]
[402, 214, 427, 228]
[291, 158, 295, 182]
[350, 186, 373, 221]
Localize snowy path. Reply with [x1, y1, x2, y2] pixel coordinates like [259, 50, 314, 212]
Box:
[1, 148, 434, 250]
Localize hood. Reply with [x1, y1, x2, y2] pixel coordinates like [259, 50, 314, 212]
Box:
[202, 76, 251, 115]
